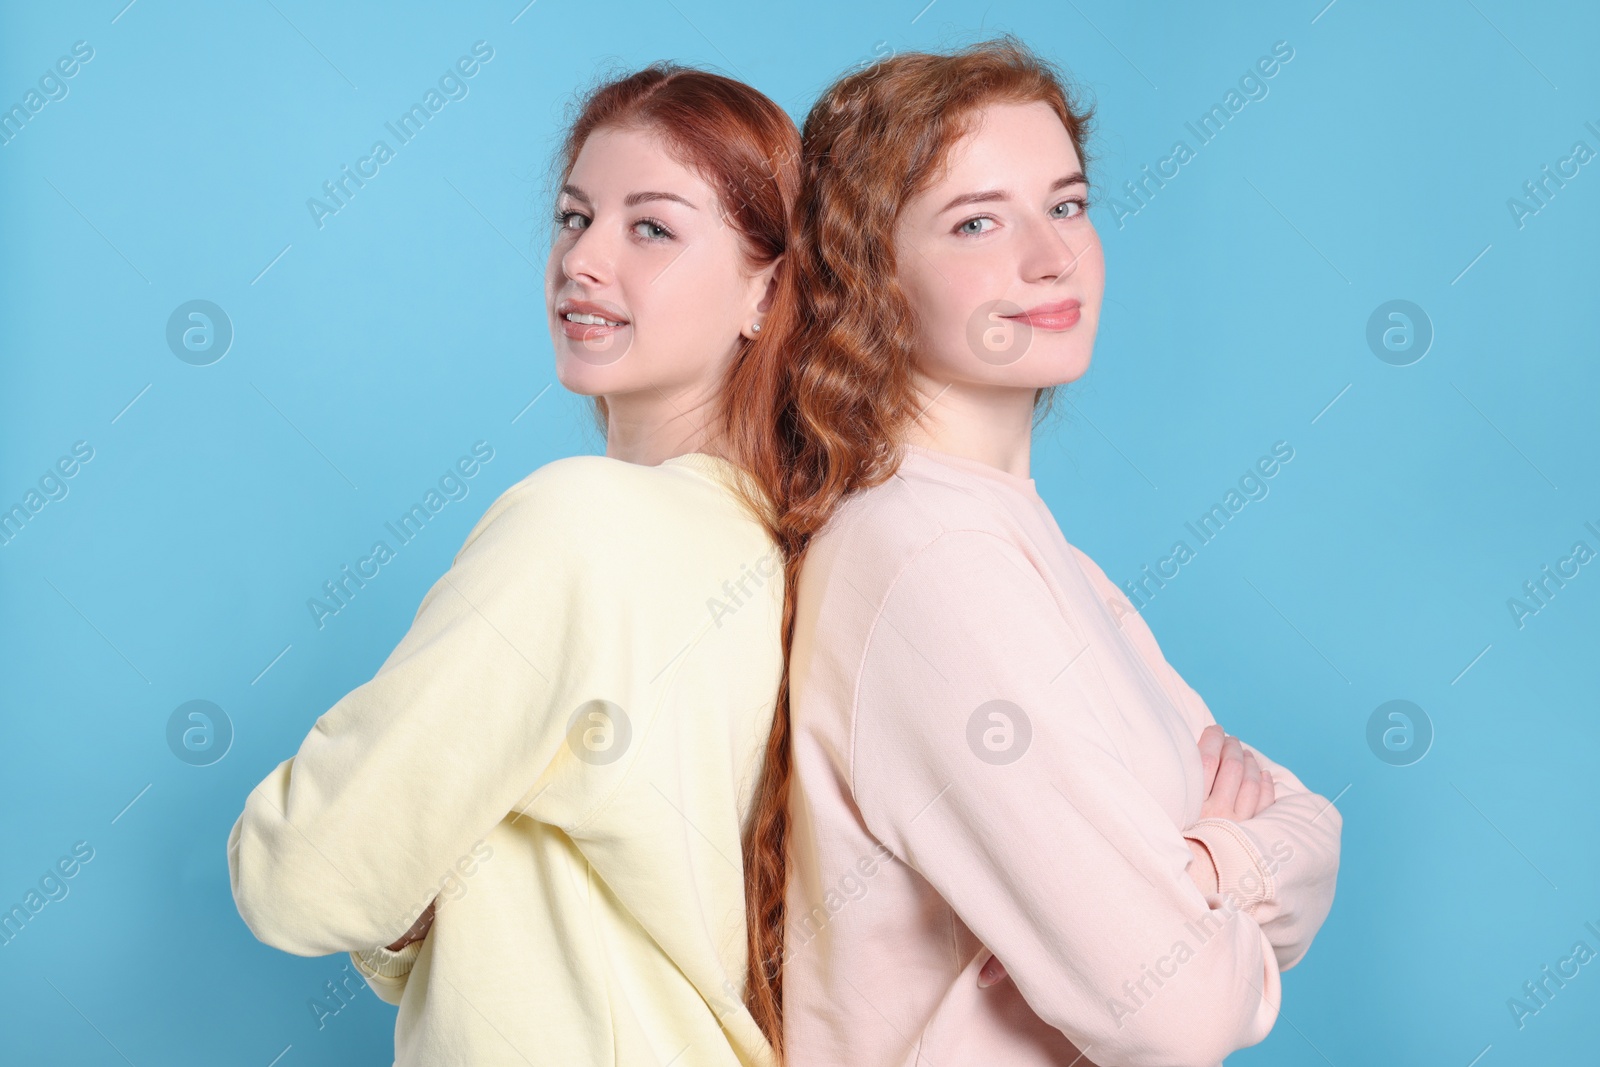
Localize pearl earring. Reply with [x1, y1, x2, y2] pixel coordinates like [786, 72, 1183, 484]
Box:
[751, 323, 762, 334]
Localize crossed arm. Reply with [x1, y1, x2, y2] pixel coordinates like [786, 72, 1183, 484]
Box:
[849, 530, 1341, 1063]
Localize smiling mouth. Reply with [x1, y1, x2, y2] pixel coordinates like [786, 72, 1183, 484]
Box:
[1002, 302, 1081, 330]
[563, 311, 628, 327]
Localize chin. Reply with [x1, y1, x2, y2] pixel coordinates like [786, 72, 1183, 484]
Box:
[1051, 348, 1094, 385]
[1015, 340, 1093, 388]
[552, 352, 612, 397]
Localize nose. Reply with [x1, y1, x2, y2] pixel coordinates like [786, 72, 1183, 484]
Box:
[1018, 212, 1088, 284]
[561, 220, 614, 287]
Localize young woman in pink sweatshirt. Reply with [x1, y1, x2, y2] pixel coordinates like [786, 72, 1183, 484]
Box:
[739, 37, 1343, 1066]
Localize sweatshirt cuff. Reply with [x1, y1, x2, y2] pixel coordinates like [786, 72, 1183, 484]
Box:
[351, 939, 422, 980]
[1182, 818, 1274, 912]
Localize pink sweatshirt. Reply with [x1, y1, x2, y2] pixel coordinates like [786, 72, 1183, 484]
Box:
[783, 443, 1342, 1067]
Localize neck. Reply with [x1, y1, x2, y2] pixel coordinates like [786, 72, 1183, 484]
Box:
[602, 387, 725, 466]
[901, 374, 1036, 481]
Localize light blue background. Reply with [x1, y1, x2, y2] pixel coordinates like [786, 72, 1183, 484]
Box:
[2, 1, 1596, 1064]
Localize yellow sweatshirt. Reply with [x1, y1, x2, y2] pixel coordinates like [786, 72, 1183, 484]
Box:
[227, 452, 784, 1066]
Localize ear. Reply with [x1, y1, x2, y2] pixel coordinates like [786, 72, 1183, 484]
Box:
[740, 255, 784, 341]
[753, 253, 784, 314]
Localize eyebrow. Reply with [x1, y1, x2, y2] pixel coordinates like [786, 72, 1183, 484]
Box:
[560, 184, 700, 210]
[937, 172, 1091, 214]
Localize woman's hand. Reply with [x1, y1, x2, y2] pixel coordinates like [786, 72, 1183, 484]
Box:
[1195, 723, 1275, 821]
[384, 900, 436, 952]
[977, 725, 1275, 989]
[1179, 725, 1276, 901]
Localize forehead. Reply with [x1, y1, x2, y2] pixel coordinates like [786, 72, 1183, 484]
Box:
[567, 125, 718, 201]
[926, 100, 1079, 190]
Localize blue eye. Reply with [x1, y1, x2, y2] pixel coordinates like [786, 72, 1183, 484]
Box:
[554, 209, 588, 231]
[1052, 197, 1089, 218]
[633, 218, 674, 240]
[956, 216, 997, 236]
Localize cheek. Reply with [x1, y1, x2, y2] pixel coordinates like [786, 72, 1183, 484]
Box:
[650, 258, 748, 337]
[1078, 231, 1107, 290]
[908, 259, 1009, 372]
[632, 276, 703, 348]
[543, 247, 564, 309]
[618, 266, 744, 382]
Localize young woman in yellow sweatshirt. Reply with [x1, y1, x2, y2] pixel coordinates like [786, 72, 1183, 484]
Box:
[228, 64, 802, 1066]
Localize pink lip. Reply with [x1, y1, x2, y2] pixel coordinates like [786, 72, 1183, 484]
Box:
[1003, 299, 1081, 331]
[555, 297, 630, 342]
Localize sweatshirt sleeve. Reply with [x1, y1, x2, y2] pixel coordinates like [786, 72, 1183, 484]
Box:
[349, 941, 421, 1006]
[228, 462, 627, 956]
[1068, 545, 1343, 972]
[852, 530, 1281, 1067]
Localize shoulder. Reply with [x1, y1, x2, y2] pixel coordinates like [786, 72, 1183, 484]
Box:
[817, 457, 1024, 579]
[459, 454, 771, 577]
[1061, 541, 1149, 632]
[880, 528, 1054, 620]
[456, 456, 622, 555]
[809, 521, 1059, 675]
[1063, 542, 1118, 603]
[488, 453, 669, 507]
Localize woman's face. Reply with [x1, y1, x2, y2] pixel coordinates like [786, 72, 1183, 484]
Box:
[893, 99, 1104, 394]
[545, 125, 772, 412]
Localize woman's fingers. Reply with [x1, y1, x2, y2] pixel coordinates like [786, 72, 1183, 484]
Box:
[1197, 729, 1278, 821]
[1184, 837, 1219, 897]
[1256, 768, 1276, 816]
[385, 899, 438, 952]
[1200, 734, 1245, 821]
[1196, 724, 1225, 794]
[1232, 751, 1262, 821]
[977, 953, 1009, 988]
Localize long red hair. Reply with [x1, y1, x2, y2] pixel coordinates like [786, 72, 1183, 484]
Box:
[739, 35, 1098, 1058]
